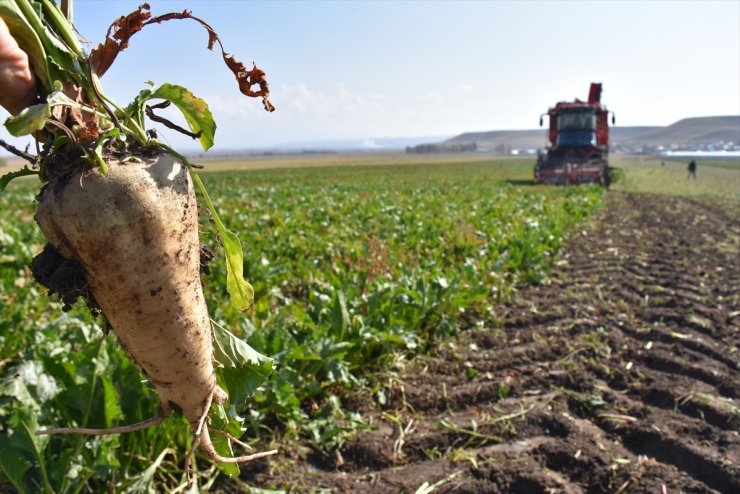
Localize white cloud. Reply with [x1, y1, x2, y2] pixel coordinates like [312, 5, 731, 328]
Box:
[202, 93, 267, 119]
[276, 82, 386, 118]
[205, 82, 386, 122]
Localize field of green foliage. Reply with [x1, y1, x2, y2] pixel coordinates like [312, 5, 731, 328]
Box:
[0, 156, 604, 492]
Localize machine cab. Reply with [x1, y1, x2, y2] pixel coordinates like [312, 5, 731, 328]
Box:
[555, 109, 597, 148]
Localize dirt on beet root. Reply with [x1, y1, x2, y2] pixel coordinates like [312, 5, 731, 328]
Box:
[30, 243, 100, 315]
[238, 191, 739, 493]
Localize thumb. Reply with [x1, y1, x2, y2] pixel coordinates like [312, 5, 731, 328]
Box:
[0, 17, 38, 115]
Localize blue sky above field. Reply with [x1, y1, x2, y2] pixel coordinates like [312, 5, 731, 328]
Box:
[2, 0, 739, 152]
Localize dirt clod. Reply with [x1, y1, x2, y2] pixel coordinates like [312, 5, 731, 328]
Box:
[31, 243, 100, 314]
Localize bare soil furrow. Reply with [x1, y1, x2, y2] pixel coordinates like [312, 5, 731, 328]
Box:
[638, 384, 740, 430]
[608, 424, 740, 494]
[615, 322, 737, 368]
[638, 351, 738, 398]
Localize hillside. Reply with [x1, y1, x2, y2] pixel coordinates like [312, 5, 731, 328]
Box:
[620, 116, 740, 146]
[441, 116, 739, 152]
[443, 129, 547, 151]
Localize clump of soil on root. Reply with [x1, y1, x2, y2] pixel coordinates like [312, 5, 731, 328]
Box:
[31, 243, 101, 315]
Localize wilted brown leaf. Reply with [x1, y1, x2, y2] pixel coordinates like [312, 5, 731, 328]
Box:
[90, 3, 152, 76]
[223, 59, 275, 112]
[51, 83, 99, 141]
[89, 4, 274, 112]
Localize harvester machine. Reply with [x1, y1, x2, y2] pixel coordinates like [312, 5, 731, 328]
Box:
[534, 83, 614, 186]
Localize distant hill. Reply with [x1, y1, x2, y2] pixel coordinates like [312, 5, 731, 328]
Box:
[442, 116, 740, 151]
[445, 129, 546, 151]
[616, 116, 740, 146]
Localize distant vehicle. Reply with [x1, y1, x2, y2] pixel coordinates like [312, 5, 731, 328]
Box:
[534, 83, 615, 186]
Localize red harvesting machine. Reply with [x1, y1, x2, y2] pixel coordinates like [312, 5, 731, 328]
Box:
[533, 83, 614, 186]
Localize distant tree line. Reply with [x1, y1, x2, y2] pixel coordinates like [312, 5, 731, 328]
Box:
[406, 142, 478, 154]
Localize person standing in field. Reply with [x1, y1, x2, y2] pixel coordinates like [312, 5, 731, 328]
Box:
[687, 160, 697, 180]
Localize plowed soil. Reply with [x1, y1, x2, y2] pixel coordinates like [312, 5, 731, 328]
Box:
[248, 191, 740, 493]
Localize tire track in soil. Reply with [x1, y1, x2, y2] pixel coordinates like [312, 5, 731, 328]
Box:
[248, 192, 739, 493]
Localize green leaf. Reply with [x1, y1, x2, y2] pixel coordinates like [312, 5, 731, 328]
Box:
[0, 438, 32, 494]
[187, 168, 254, 310]
[4, 90, 100, 137]
[330, 290, 350, 337]
[221, 227, 255, 311]
[207, 406, 240, 478]
[0, 411, 51, 493]
[101, 377, 123, 428]
[39, 0, 84, 57]
[0, 377, 38, 410]
[120, 448, 175, 494]
[212, 322, 273, 409]
[212, 322, 273, 372]
[123, 86, 153, 135]
[126, 83, 216, 151]
[0, 165, 38, 192]
[4, 100, 51, 136]
[210, 431, 239, 477]
[150, 83, 216, 151]
[87, 128, 122, 175]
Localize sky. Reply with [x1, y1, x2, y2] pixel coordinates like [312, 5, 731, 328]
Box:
[1, 0, 739, 153]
